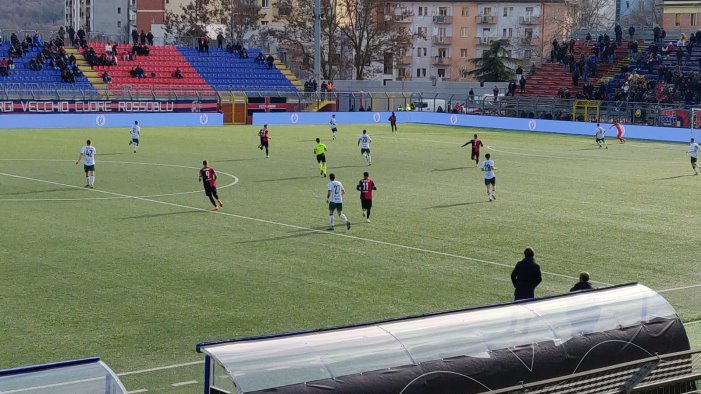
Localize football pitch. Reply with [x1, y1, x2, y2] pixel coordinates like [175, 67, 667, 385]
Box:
[1, 122, 700, 393]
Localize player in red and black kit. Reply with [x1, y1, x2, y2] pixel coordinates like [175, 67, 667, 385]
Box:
[258, 124, 270, 158]
[356, 171, 377, 222]
[388, 111, 397, 133]
[198, 160, 223, 211]
[461, 133, 484, 165]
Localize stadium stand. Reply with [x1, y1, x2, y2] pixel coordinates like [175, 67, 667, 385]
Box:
[179, 47, 298, 92]
[84, 43, 211, 92]
[0, 40, 96, 94]
[524, 39, 630, 98]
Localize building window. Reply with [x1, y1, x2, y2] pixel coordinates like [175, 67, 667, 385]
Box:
[260, 20, 269, 25]
[483, 7, 491, 16]
[438, 7, 448, 16]
[117, 21, 121, 27]
[675, 13, 681, 26]
[437, 68, 445, 78]
[261, 0, 269, 8]
[460, 48, 468, 58]
[461, 7, 469, 16]
[503, 7, 513, 17]
[692, 14, 697, 26]
[117, 7, 121, 13]
[418, 26, 427, 37]
[460, 27, 468, 37]
[416, 68, 426, 77]
[417, 47, 427, 57]
[418, 7, 428, 16]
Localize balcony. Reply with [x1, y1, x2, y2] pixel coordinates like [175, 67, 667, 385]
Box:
[432, 15, 452, 24]
[432, 56, 452, 66]
[393, 12, 413, 23]
[397, 55, 413, 65]
[475, 15, 496, 24]
[474, 36, 496, 46]
[519, 36, 538, 46]
[519, 15, 540, 25]
[432, 36, 452, 45]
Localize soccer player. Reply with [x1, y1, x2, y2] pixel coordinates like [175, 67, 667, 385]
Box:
[314, 137, 328, 177]
[689, 138, 699, 175]
[129, 120, 140, 153]
[198, 160, 223, 211]
[388, 111, 397, 133]
[610, 120, 625, 143]
[327, 173, 350, 230]
[330, 114, 338, 140]
[595, 123, 608, 148]
[357, 129, 372, 165]
[258, 124, 270, 158]
[481, 153, 496, 201]
[356, 171, 376, 222]
[461, 133, 484, 165]
[76, 139, 96, 188]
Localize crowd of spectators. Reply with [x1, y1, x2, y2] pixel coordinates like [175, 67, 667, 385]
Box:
[226, 41, 249, 58]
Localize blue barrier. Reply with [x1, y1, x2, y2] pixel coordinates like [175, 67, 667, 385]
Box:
[252, 112, 693, 143]
[0, 113, 223, 129]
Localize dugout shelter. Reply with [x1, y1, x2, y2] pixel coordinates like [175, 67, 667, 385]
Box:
[0, 357, 127, 394]
[196, 283, 692, 394]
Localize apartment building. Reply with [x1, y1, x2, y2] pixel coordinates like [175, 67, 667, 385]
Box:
[65, 0, 130, 37]
[662, 0, 701, 33]
[390, 0, 567, 82]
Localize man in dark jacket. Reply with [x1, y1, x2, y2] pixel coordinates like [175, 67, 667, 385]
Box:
[570, 272, 594, 292]
[510, 247, 542, 300]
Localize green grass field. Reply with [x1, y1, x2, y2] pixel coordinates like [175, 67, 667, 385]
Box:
[1, 123, 699, 393]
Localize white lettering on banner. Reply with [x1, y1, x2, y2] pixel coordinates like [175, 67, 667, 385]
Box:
[0, 102, 12, 112]
[117, 102, 175, 112]
[76, 101, 111, 112]
[21, 101, 71, 112]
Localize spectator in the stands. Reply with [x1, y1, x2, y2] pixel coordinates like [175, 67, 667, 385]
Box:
[147, 31, 154, 45]
[132, 29, 139, 44]
[135, 65, 145, 78]
[173, 67, 183, 79]
[266, 54, 274, 69]
[0, 58, 8, 76]
[105, 42, 113, 55]
[241, 48, 249, 58]
[29, 58, 41, 71]
[68, 26, 75, 45]
[58, 26, 66, 42]
[72, 64, 83, 78]
[493, 85, 499, 98]
[217, 32, 224, 49]
[61, 67, 75, 83]
[585, 32, 592, 44]
[102, 70, 112, 84]
[653, 24, 661, 45]
[68, 53, 77, 65]
[519, 76, 526, 94]
[77, 27, 86, 43]
[256, 52, 265, 64]
[140, 30, 147, 45]
[21, 40, 29, 55]
[628, 25, 635, 40]
[662, 41, 675, 56]
[614, 24, 622, 44]
[129, 67, 136, 78]
[33, 32, 43, 47]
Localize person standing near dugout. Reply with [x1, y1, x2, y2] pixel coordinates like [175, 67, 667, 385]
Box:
[510, 247, 542, 301]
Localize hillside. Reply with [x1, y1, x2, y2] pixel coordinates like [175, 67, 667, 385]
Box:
[0, 0, 63, 31]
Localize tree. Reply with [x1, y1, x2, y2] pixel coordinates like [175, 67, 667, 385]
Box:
[467, 39, 517, 82]
[547, 0, 615, 37]
[164, 0, 217, 44]
[215, 0, 262, 42]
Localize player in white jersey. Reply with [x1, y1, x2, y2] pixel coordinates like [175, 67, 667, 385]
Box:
[330, 114, 338, 140]
[357, 129, 372, 165]
[689, 138, 699, 175]
[326, 173, 351, 230]
[129, 121, 140, 153]
[76, 139, 97, 188]
[595, 123, 607, 149]
[481, 153, 496, 201]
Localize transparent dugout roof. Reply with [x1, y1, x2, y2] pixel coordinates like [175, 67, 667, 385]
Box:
[201, 284, 678, 393]
[0, 357, 127, 394]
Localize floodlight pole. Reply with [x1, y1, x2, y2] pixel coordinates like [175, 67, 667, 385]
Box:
[313, 0, 321, 90]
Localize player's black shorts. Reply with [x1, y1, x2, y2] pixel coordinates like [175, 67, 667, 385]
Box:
[132, 138, 139, 144]
[361, 148, 370, 155]
[471, 150, 480, 159]
[83, 164, 95, 172]
[692, 157, 698, 164]
[484, 177, 496, 186]
[261, 140, 269, 147]
[329, 201, 342, 211]
[204, 186, 218, 197]
[596, 138, 605, 142]
[361, 198, 372, 210]
[331, 127, 338, 132]
[316, 154, 326, 163]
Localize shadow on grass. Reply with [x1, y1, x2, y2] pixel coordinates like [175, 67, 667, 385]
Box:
[120, 210, 204, 219]
[656, 174, 696, 181]
[430, 201, 490, 208]
[257, 175, 319, 182]
[0, 187, 76, 195]
[432, 166, 472, 172]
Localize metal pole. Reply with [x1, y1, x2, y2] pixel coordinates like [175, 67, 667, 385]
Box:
[313, 0, 321, 89]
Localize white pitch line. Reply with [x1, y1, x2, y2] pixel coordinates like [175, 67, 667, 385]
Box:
[171, 380, 198, 387]
[0, 171, 601, 285]
[685, 319, 701, 326]
[657, 283, 701, 293]
[128, 390, 149, 393]
[117, 360, 202, 376]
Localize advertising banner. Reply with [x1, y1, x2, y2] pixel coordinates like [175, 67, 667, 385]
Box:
[0, 99, 218, 114]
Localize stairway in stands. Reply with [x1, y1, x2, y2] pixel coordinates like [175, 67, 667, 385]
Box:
[179, 47, 298, 92]
[85, 44, 211, 93]
[524, 40, 630, 97]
